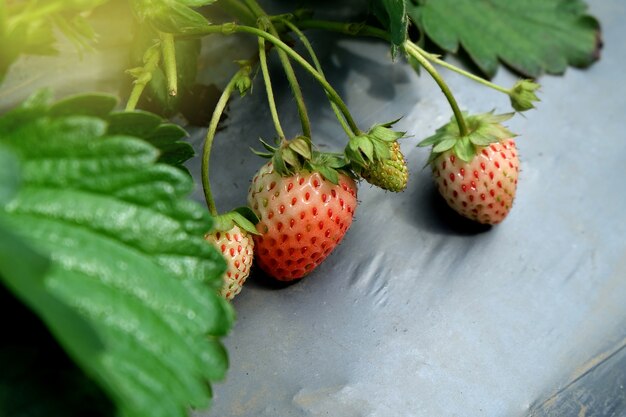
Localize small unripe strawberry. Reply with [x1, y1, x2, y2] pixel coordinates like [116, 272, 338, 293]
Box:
[419, 112, 519, 224]
[361, 141, 408, 192]
[205, 225, 254, 300]
[344, 120, 408, 192]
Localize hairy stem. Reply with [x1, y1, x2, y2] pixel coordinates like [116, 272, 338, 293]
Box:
[160, 32, 178, 96]
[259, 35, 286, 139]
[295, 19, 512, 97]
[409, 42, 510, 95]
[280, 18, 353, 138]
[405, 43, 469, 136]
[296, 19, 390, 41]
[202, 70, 243, 215]
[244, 0, 312, 138]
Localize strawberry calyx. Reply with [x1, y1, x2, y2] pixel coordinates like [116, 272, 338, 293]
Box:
[252, 135, 354, 184]
[345, 119, 406, 168]
[345, 119, 408, 191]
[418, 111, 517, 164]
[212, 206, 260, 235]
[509, 79, 540, 112]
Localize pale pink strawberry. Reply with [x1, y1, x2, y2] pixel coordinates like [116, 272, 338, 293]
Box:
[247, 161, 358, 281]
[432, 140, 519, 224]
[419, 112, 520, 224]
[205, 225, 254, 300]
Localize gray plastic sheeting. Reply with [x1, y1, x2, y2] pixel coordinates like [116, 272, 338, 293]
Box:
[188, 1, 626, 416]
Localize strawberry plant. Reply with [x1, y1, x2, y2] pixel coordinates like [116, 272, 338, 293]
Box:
[0, 0, 602, 416]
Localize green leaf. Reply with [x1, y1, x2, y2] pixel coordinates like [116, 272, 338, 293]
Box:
[48, 93, 118, 118]
[407, 0, 601, 77]
[0, 146, 20, 205]
[0, 102, 233, 417]
[371, 0, 408, 54]
[131, 0, 212, 36]
[107, 111, 195, 170]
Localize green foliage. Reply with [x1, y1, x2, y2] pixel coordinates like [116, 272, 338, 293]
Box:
[130, 0, 213, 35]
[371, 0, 408, 56]
[406, 0, 601, 77]
[0, 94, 233, 417]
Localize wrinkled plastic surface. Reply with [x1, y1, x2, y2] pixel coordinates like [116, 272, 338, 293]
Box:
[186, 1, 626, 416]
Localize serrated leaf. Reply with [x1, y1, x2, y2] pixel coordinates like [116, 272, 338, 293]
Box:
[407, 0, 601, 77]
[0, 103, 233, 417]
[131, 0, 212, 36]
[48, 94, 118, 118]
[108, 111, 162, 137]
[107, 110, 195, 169]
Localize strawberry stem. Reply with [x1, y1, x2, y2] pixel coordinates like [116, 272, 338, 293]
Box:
[258, 34, 286, 140]
[159, 32, 178, 97]
[198, 24, 362, 136]
[405, 42, 469, 137]
[244, 0, 312, 138]
[408, 42, 511, 96]
[294, 19, 514, 102]
[125, 42, 161, 111]
[279, 18, 354, 138]
[201, 69, 245, 216]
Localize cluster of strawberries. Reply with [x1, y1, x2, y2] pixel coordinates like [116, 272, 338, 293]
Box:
[205, 111, 522, 300]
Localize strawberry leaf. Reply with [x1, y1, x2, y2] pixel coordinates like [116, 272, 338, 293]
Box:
[407, 0, 601, 77]
[371, 0, 408, 56]
[0, 97, 233, 417]
[131, 0, 212, 35]
[107, 110, 195, 172]
[0, 146, 20, 205]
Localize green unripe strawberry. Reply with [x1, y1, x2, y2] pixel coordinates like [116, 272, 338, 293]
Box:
[360, 141, 408, 192]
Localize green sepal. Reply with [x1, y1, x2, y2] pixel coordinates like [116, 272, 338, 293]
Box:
[345, 119, 405, 169]
[258, 137, 278, 154]
[289, 136, 312, 160]
[509, 79, 541, 112]
[212, 207, 260, 235]
[307, 151, 353, 185]
[419, 111, 516, 163]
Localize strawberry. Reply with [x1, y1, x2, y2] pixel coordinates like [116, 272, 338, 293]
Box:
[360, 141, 409, 192]
[345, 120, 408, 192]
[419, 112, 519, 224]
[248, 137, 358, 281]
[204, 208, 259, 300]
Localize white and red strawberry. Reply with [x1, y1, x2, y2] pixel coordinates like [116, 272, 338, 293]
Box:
[419, 112, 519, 224]
[248, 156, 358, 281]
[205, 225, 254, 300]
